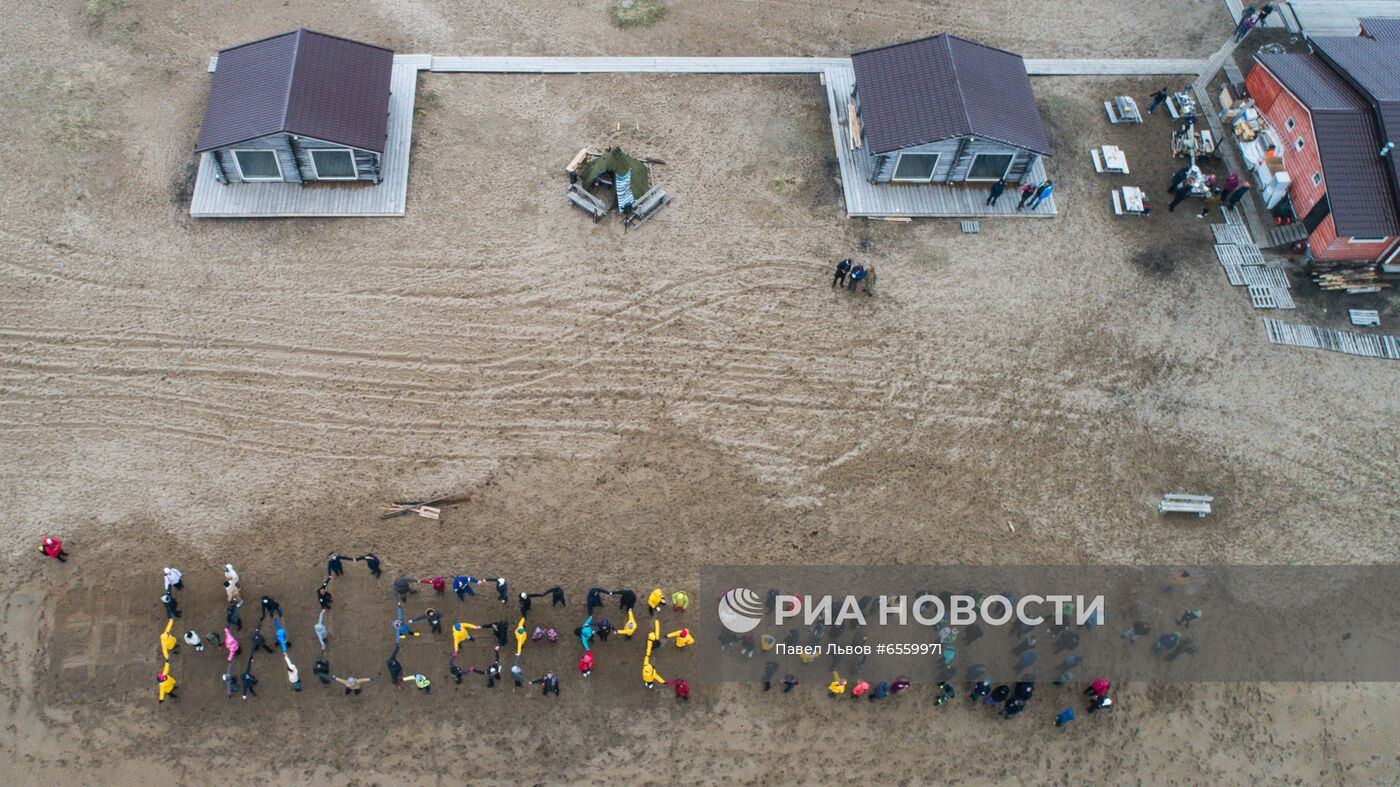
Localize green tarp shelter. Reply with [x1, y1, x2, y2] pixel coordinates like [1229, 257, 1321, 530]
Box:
[578, 148, 650, 206]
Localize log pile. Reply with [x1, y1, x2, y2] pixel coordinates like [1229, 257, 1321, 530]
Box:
[1306, 260, 1395, 294]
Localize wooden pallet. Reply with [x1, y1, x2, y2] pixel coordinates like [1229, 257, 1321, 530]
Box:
[1240, 246, 1266, 266]
[1158, 492, 1213, 517]
[1263, 319, 1400, 360]
[1248, 285, 1278, 309]
[1242, 265, 1289, 289]
[1349, 309, 1380, 327]
[1221, 205, 1245, 226]
[960, 221, 979, 233]
[1213, 244, 1247, 286]
[1210, 224, 1252, 245]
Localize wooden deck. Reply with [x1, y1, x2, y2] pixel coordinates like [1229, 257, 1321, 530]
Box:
[822, 64, 1055, 218]
[428, 56, 1204, 77]
[190, 55, 430, 218]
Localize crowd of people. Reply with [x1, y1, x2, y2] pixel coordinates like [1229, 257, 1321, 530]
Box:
[138, 552, 697, 704]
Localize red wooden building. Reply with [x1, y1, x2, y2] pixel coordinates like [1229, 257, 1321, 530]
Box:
[1245, 26, 1400, 267]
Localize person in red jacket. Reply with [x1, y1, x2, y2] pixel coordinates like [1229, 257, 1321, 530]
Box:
[673, 679, 690, 702]
[40, 537, 67, 562]
[578, 650, 594, 677]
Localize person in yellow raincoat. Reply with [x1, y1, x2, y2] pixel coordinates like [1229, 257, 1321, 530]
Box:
[642, 659, 665, 688]
[827, 671, 846, 697]
[618, 609, 638, 638]
[160, 619, 178, 660]
[157, 663, 177, 702]
[452, 622, 478, 654]
[666, 628, 695, 649]
[514, 617, 527, 655]
[647, 588, 666, 616]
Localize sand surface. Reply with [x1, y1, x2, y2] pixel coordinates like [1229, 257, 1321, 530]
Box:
[1, 0, 1398, 783]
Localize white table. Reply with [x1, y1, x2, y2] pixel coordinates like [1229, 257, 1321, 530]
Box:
[1121, 186, 1146, 213]
[1102, 145, 1129, 173]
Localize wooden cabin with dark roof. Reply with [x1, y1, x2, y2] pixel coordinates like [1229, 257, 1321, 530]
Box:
[850, 34, 1052, 187]
[196, 30, 394, 185]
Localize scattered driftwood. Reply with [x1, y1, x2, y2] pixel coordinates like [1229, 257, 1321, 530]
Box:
[380, 494, 472, 520]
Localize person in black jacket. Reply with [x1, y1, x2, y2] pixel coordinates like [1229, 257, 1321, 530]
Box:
[832, 258, 851, 288]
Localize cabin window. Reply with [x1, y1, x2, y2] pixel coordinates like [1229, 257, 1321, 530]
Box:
[1285, 118, 1295, 130]
[892, 153, 939, 182]
[310, 148, 359, 180]
[966, 153, 1014, 181]
[1295, 137, 1306, 151]
[1312, 171, 1322, 186]
[232, 149, 283, 181]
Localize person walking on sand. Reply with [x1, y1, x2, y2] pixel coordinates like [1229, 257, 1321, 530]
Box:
[453, 575, 482, 600]
[274, 617, 289, 653]
[393, 577, 417, 603]
[284, 653, 301, 691]
[1055, 708, 1075, 728]
[1168, 176, 1195, 212]
[782, 674, 799, 692]
[241, 661, 258, 700]
[452, 621, 478, 653]
[861, 265, 876, 296]
[986, 178, 1006, 206]
[387, 645, 404, 685]
[832, 258, 852, 289]
[156, 664, 177, 702]
[647, 588, 667, 616]
[261, 596, 281, 619]
[314, 655, 331, 685]
[160, 619, 178, 660]
[163, 567, 184, 592]
[183, 630, 204, 652]
[1148, 88, 1169, 115]
[827, 671, 847, 697]
[404, 673, 431, 693]
[315, 610, 330, 650]
[161, 593, 181, 619]
[1197, 188, 1221, 219]
[317, 582, 333, 611]
[579, 650, 594, 677]
[1015, 182, 1036, 210]
[326, 552, 347, 578]
[532, 671, 560, 697]
[356, 553, 382, 578]
[335, 675, 371, 695]
[223, 627, 240, 662]
[1176, 608, 1202, 627]
[618, 609, 638, 639]
[673, 679, 690, 701]
[615, 588, 637, 612]
[1170, 165, 1192, 194]
[40, 537, 68, 562]
[1028, 180, 1053, 210]
[227, 602, 242, 631]
[251, 625, 273, 655]
[848, 264, 866, 292]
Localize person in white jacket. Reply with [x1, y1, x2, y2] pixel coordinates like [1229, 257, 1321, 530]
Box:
[284, 653, 301, 691]
[163, 567, 183, 592]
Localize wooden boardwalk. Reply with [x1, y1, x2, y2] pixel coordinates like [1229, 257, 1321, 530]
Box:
[823, 64, 1055, 218]
[190, 55, 430, 218]
[429, 55, 1204, 76]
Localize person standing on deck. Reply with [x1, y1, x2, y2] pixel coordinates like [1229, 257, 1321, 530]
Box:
[1235, 7, 1258, 41]
[1016, 182, 1036, 210]
[1028, 180, 1053, 209]
[1257, 3, 1276, 27]
[1226, 181, 1252, 209]
[986, 178, 1006, 206]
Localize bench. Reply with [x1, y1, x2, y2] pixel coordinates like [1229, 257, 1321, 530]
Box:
[1349, 309, 1380, 327]
[1157, 493, 1213, 517]
[568, 183, 610, 222]
[1111, 190, 1123, 215]
[1091, 148, 1104, 173]
[624, 186, 671, 231]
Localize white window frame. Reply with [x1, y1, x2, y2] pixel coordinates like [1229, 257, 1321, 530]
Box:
[1312, 171, 1322, 186]
[1347, 236, 1387, 244]
[231, 149, 284, 182]
[1285, 117, 1295, 130]
[308, 148, 359, 181]
[891, 152, 940, 182]
[964, 152, 1016, 182]
[1295, 137, 1306, 151]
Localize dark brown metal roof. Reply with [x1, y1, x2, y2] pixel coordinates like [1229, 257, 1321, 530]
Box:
[851, 34, 1051, 157]
[195, 29, 393, 153]
[1311, 35, 1400, 214]
[1256, 51, 1399, 239]
[1359, 17, 1400, 45]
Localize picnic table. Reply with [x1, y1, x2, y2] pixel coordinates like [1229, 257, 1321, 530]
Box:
[1166, 91, 1198, 120]
[1112, 186, 1149, 216]
[1104, 95, 1142, 124]
[1091, 144, 1130, 174]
